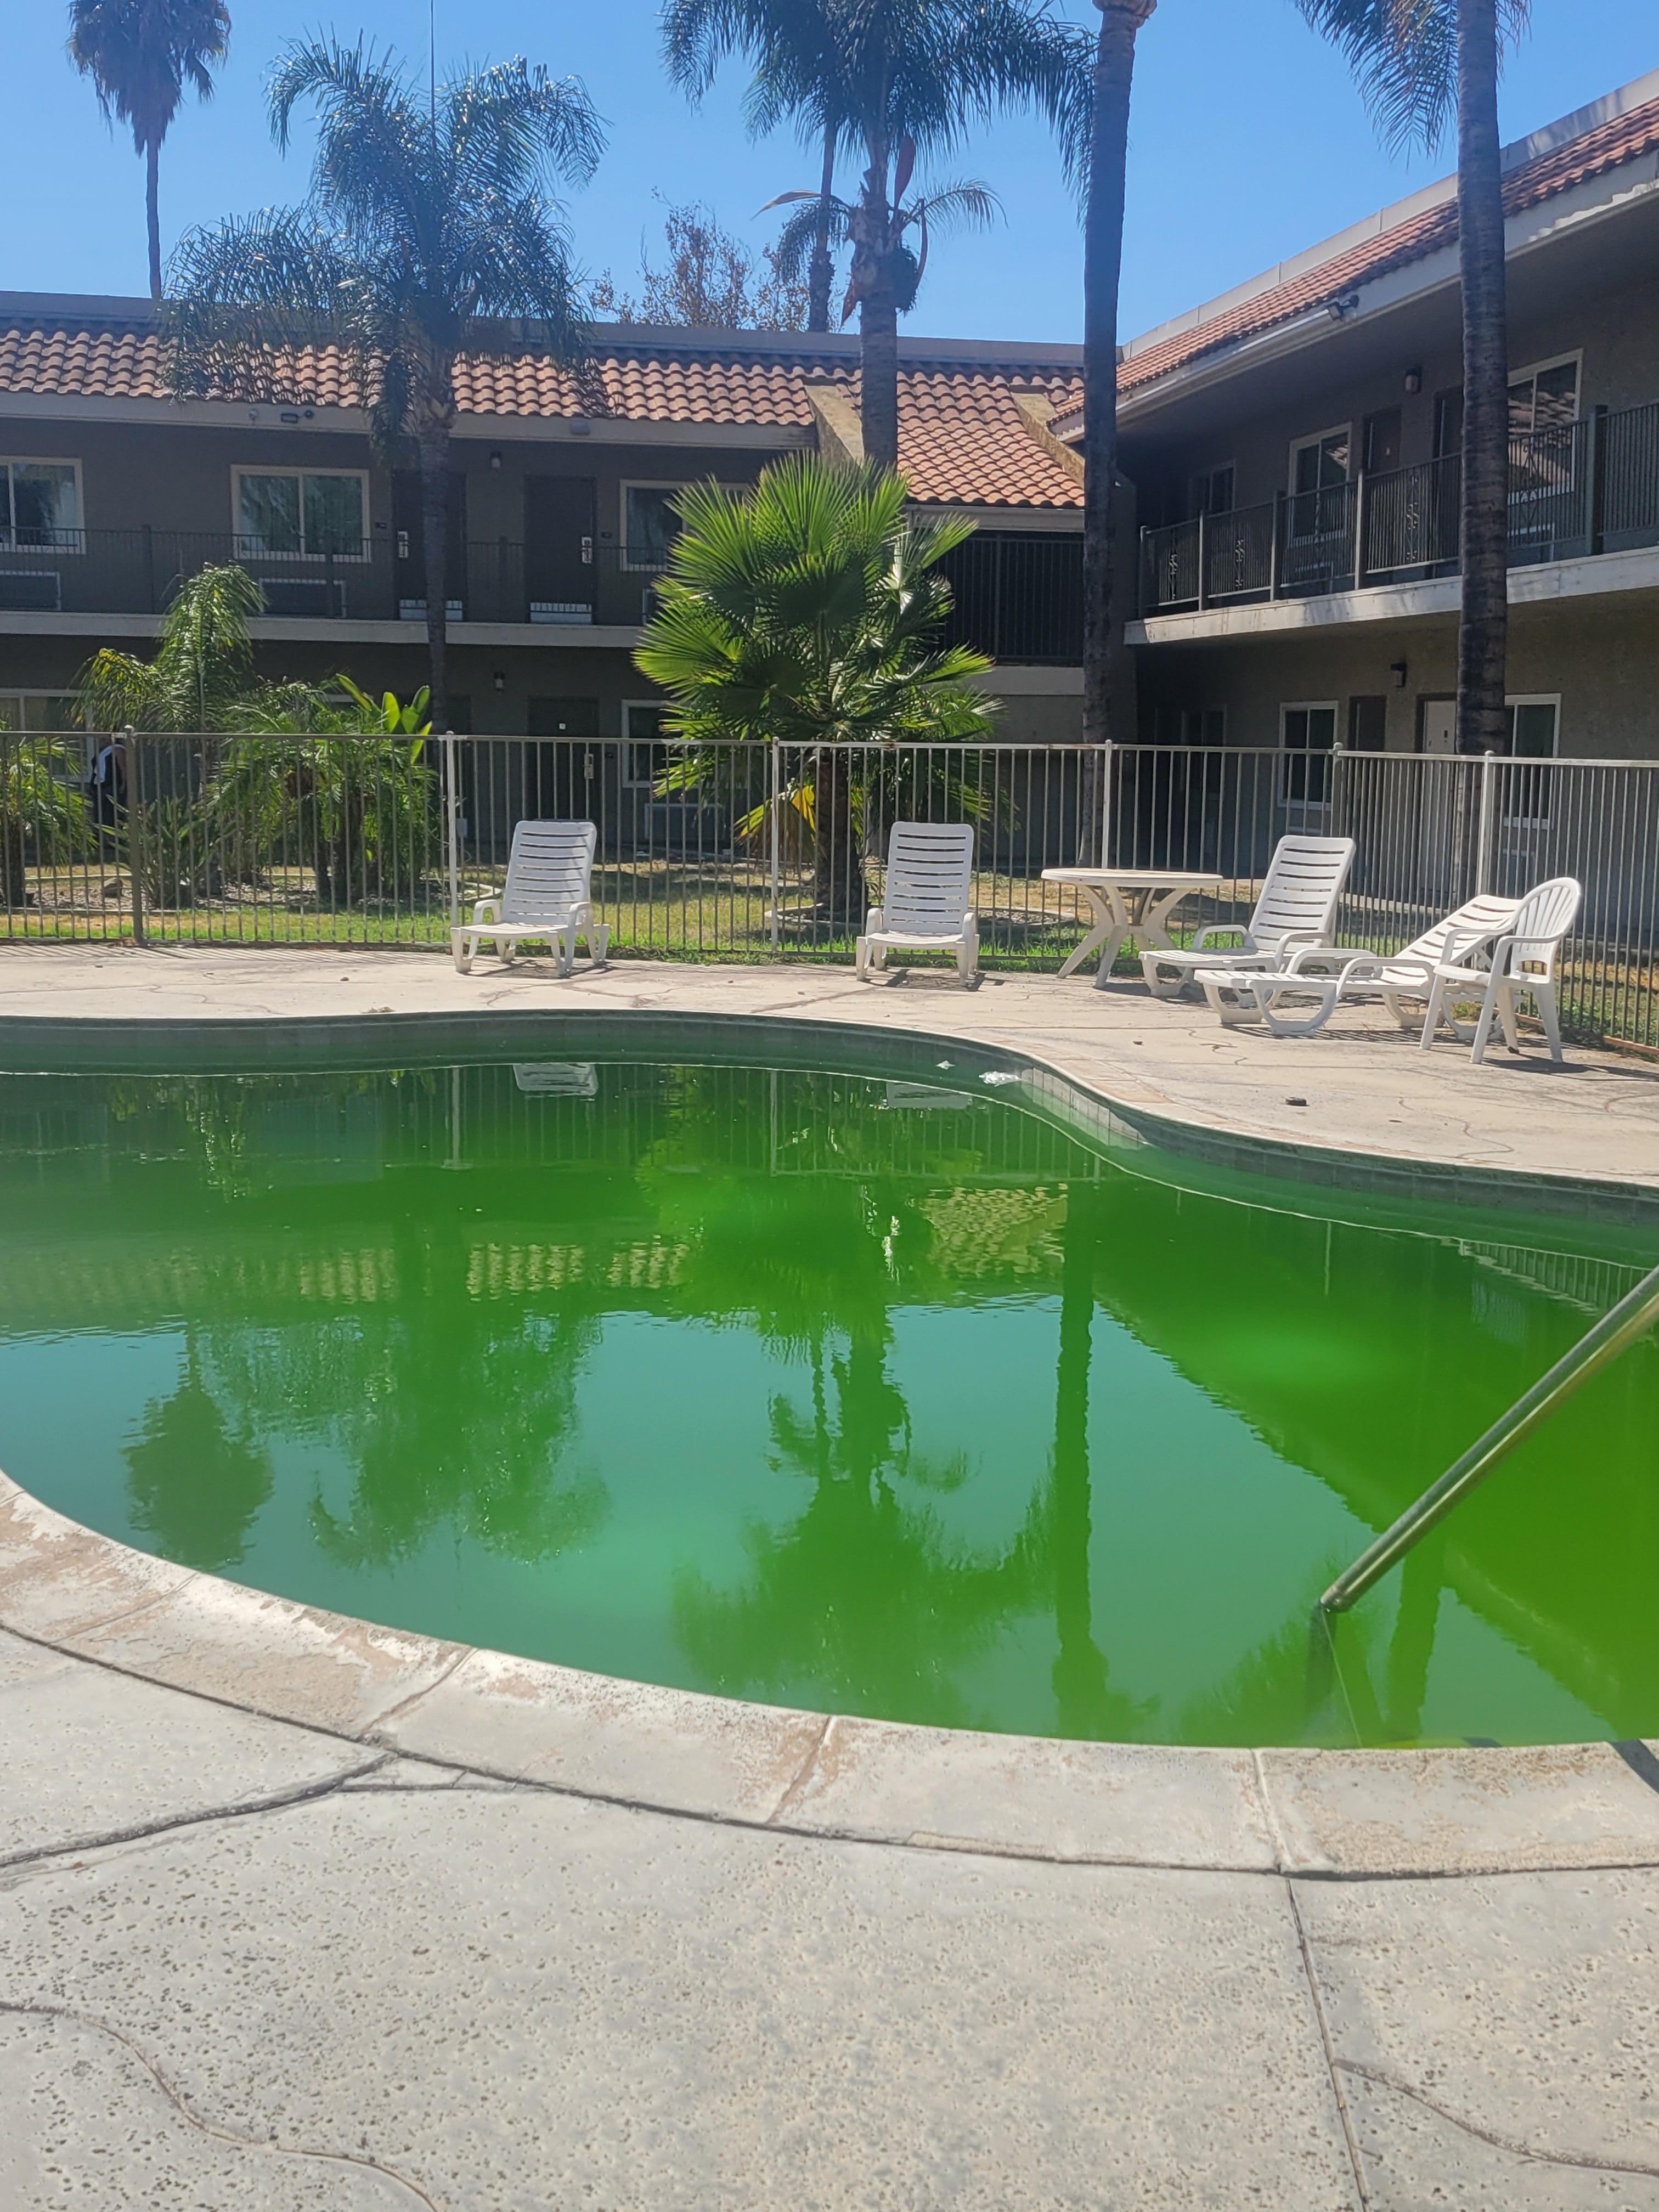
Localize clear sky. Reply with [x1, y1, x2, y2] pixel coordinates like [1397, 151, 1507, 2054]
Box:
[5, 1, 1654, 346]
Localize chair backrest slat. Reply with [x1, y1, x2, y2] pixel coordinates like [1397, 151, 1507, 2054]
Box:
[1250, 835, 1356, 945]
[501, 820, 597, 918]
[1508, 876, 1583, 962]
[883, 821, 975, 934]
[1396, 893, 1522, 968]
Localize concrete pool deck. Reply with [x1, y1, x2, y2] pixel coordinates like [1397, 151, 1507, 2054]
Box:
[3, 945, 1659, 2207]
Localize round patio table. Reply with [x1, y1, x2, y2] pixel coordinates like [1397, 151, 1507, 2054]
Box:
[1040, 867, 1231, 989]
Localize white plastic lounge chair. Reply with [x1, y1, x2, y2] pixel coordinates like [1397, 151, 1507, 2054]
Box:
[1429, 876, 1583, 1064]
[453, 819, 609, 977]
[856, 822, 978, 984]
[1139, 834, 1356, 998]
[1197, 890, 1524, 1039]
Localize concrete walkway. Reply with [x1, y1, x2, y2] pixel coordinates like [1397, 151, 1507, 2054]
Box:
[4, 946, 1659, 2208]
[4, 1618, 1659, 2210]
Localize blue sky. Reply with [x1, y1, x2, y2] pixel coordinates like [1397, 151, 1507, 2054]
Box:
[6, 1, 1654, 344]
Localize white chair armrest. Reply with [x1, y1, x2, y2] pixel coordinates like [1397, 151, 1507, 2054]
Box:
[1373, 954, 1439, 986]
[1279, 945, 1348, 975]
[1189, 924, 1252, 955]
[469, 896, 502, 926]
[866, 906, 884, 933]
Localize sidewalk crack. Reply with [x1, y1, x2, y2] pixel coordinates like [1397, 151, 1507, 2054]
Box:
[766, 1713, 833, 1825]
[1336, 2059, 1659, 2179]
[0, 1752, 392, 1873]
[1285, 1879, 1373, 2210]
[0, 1997, 442, 2208]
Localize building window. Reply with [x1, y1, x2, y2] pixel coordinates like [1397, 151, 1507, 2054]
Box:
[1189, 465, 1235, 518]
[1431, 359, 1580, 459]
[1508, 356, 1579, 437]
[0, 690, 83, 732]
[233, 469, 367, 558]
[622, 486, 681, 570]
[1288, 427, 1351, 540]
[1, 460, 82, 549]
[1505, 695, 1560, 824]
[1280, 702, 1337, 807]
[1153, 706, 1226, 746]
[622, 701, 668, 787]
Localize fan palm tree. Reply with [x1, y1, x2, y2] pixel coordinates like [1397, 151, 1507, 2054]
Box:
[664, 0, 1091, 468]
[1081, 0, 1155, 756]
[633, 454, 998, 923]
[162, 35, 604, 727]
[68, 0, 231, 300]
[1296, 0, 1531, 754]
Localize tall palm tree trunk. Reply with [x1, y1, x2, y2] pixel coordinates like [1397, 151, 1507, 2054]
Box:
[808, 128, 837, 335]
[1453, 0, 1509, 756]
[417, 405, 453, 730]
[1081, 0, 1153, 755]
[850, 160, 901, 469]
[145, 139, 163, 301]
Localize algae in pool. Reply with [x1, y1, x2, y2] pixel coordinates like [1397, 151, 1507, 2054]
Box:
[1, 1056, 1655, 1750]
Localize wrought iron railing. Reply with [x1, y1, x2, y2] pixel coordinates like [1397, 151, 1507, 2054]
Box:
[0, 523, 1081, 661]
[7, 732, 1659, 1053]
[0, 530, 673, 628]
[1139, 398, 1659, 614]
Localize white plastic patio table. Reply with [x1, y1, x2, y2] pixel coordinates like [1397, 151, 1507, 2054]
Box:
[1041, 868, 1230, 988]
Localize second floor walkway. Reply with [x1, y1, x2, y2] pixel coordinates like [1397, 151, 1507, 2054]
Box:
[1136, 399, 1659, 639]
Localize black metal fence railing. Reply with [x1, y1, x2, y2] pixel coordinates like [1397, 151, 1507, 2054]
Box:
[1139, 397, 1659, 614]
[7, 732, 1659, 1052]
[0, 523, 1085, 661]
[0, 531, 674, 628]
[936, 532, 1085, 663]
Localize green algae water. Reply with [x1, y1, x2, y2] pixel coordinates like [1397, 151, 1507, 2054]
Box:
[2, 1052, 1656, 1750]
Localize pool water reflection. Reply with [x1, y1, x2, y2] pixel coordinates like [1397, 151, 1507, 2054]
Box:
[1, 1056, 1655, 1748]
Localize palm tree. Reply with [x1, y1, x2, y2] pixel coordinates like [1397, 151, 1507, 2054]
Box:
[162, 36, 604, 726]
[81, 559, 262, 732]
[0, 729, 87, 913]
[81, 562, 437, 907]
[633, 454, 998, 923]
[1296, 0, 1532, 753]
[664, 0, 1090, 468]
[1081, 0, 1155, 759]
[68, 0, 231, 300]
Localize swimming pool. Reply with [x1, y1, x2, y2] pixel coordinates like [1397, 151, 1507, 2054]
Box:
[2, 1046, 1654, 1750]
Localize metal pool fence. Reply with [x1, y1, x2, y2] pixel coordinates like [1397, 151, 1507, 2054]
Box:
[4, 730, 1658, 1048]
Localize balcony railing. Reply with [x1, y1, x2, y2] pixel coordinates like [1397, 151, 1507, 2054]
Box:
[936, 532, 1084, 663]
[0, 532, 672, 628]
[0, 521, 1086, 663]
[1139, 399, 1659, 616]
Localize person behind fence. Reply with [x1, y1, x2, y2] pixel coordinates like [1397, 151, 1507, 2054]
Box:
[89, 735, 128, 828]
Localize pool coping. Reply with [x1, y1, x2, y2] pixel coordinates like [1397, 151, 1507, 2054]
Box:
[3, 1002, 1659, 1881]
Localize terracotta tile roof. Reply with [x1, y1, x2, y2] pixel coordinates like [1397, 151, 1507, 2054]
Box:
[1111, 91, 1659, 403]
[0, 315, 1082, 509]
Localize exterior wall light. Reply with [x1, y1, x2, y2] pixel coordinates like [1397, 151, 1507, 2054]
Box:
[489, 449, 504, 471]
[1403, 366, 1423, 395]
[1390, 660, 1409, 689]
[492, 670, 506, 692]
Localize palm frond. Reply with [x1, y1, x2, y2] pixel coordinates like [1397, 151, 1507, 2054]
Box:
[899, 179, 1001, 240]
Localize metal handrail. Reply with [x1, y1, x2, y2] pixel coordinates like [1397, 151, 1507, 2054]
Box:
[1321, 1256, 1659, 1612]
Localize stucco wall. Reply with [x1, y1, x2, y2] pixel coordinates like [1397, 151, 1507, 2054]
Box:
[1135, 594, 1659, 758]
